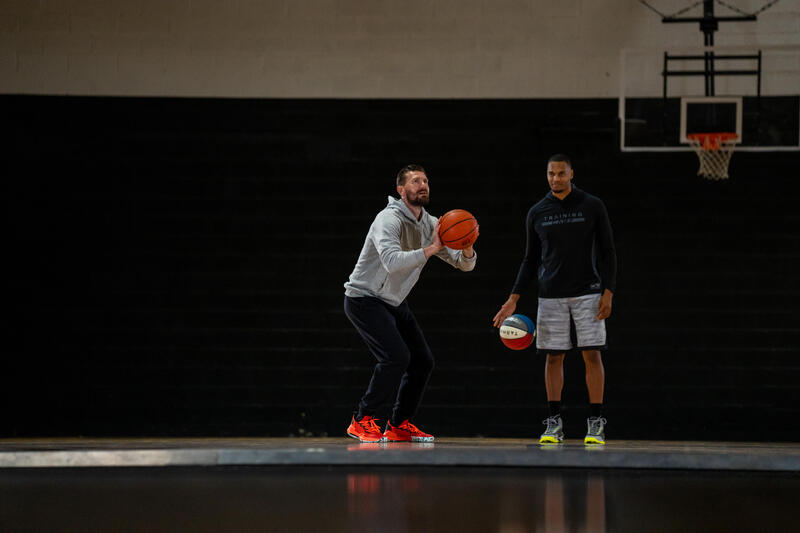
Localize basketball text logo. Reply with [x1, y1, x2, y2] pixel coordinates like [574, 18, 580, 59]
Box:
[542, 211, 585, 227]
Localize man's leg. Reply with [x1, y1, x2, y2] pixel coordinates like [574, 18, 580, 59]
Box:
[344, 296, 411, 420]
[570, 293, 608, 444]
[390, 301, 434, 426]
[582, 350, 605, 404]
[582, 350, 607, 444]
[537, 297, 572, 413]
[545, 353, 566, 402]
[539, 352, 567, 443]
[536, 296, 571, 444]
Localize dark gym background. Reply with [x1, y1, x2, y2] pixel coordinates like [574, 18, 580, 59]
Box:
[5, 94, 799, 440]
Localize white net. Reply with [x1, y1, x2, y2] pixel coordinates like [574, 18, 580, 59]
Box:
[687, 134, 738, 180]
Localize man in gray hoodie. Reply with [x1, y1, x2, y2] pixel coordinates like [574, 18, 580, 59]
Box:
[344, 164, 478, 443]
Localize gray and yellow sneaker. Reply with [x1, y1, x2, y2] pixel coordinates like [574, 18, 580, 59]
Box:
[584, 416, 607, 445]
[539, 415, 564, 444]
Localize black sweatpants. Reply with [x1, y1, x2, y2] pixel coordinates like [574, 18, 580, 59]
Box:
[344, 295, 434, 424]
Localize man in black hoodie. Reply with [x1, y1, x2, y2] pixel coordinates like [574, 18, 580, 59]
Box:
[493, 154, 616, 445]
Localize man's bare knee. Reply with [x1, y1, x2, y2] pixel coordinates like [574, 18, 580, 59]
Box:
[582, 350, 603, 366]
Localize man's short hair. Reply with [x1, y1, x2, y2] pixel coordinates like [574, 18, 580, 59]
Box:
[547, 154, 572, 168]
[397, 164, 426, 186]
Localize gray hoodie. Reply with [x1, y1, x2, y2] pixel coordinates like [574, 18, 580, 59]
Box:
[344, 196, 477, 306]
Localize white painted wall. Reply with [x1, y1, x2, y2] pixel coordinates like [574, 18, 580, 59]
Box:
[1, 0, 797, 97]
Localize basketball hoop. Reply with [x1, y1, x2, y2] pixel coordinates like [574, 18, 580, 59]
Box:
[687, 132, 738, 180]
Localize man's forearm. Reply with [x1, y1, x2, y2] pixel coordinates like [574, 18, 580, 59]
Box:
[423, 243, 444, 259]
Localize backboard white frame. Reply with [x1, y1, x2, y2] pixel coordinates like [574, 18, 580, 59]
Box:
[679, 96, 742, 144]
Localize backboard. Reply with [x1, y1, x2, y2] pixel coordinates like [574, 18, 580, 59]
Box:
[620, 45, 800, 152]
[679, 96, 742, 144]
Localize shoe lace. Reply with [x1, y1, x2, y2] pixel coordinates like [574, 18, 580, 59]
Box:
[588, 417, 606, 433]
[359, 416, 382, 433]
[398, 420, 419, 433]
[542, 416, 561, 432]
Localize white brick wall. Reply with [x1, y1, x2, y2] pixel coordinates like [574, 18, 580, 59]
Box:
[0, 0, 797, 97]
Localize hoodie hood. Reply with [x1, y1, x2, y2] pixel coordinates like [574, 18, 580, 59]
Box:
[546, 185, 585, 207]
[386, 195, 425, 223]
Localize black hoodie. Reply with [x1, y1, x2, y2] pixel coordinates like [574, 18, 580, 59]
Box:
[511, 185, 616, 298]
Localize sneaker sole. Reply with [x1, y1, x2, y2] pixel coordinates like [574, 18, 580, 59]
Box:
[411, 436, 434, 442]
[584, 437, 605, 445]
[539, 436, 563, 444]
[347, 431, 384, 443]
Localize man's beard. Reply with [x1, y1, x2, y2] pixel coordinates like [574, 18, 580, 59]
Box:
[408, 192, 430, 206]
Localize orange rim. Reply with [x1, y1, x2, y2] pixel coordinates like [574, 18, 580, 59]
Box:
[687, 132, 738, 150]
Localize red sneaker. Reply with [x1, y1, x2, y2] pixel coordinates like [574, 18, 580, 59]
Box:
[346, 415, 385, 443]
[384, 420, 434, 442]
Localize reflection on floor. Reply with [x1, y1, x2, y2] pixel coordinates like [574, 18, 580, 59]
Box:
[2, 466, 798, 532]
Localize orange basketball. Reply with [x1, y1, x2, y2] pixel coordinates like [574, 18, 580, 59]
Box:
[438, 209, 478, 250]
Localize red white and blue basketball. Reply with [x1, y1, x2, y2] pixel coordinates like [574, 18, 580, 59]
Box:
[499, 314, 535, 350]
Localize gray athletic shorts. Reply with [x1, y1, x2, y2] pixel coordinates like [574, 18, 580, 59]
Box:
[536, 293, 606, 353]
